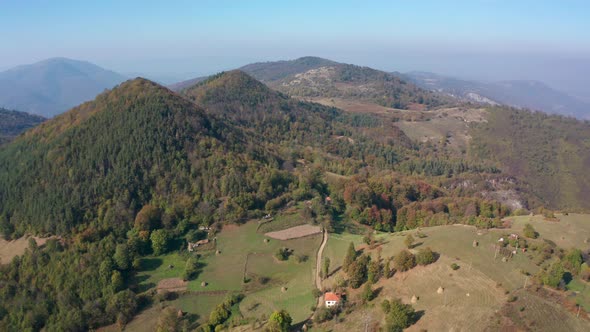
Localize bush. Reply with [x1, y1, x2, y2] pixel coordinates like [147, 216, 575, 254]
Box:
[450, 263, 460, 270]
[312, 288, 322, 298]
[275, 248, 290, 261]
[541, 262, 565, 288]
[523, 223, 538, 239]
[404, 234, 415, 248]
[382, 298, 417, 331]
[314, 307, 334, 323]
[394, 250, 416, 272]
[416, 247, 436, 266]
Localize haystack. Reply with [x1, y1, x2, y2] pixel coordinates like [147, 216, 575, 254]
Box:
[281, 286, 288, 292]
[201, 281, 207, 287]
[411, 295, 418, 303]
[437, 286, 444, 294]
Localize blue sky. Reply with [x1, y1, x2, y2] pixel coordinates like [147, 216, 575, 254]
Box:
[1, 1, 589, 96]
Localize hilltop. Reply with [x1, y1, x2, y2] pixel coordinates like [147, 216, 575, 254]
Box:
[239, 57, 449, 110]
[0, 58, 127, 117]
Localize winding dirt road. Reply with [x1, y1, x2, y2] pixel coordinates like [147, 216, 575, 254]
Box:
[314, 229, 328, 307]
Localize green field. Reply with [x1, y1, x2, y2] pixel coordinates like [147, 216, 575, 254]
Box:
[567, 278, 590, 311]
[508, 213, 590, 249]
[257, 203, 310, 233]
[324, 225, 538, 291]
[136, 253, 190, 292]
[129, 216, 321, 329]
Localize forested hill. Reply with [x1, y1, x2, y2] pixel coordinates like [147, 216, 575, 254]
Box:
[180, 70, 342, 143]
[0, 108, 45, 144]
[470, 107, 590, 211]
[239, 57, 451, 110]
[0, 77, 278, 236]
[239, 56, 338, 82]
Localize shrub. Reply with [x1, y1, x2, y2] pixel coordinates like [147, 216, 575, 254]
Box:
[404, 234, 415, 248]
[394, 250, 416, 272]
[523, 223, 538, 239]
[382, 298, 417, 331]
[416, 247, 436, 266]
[275, 248, 290, 261]
[450, 263, 460, 270]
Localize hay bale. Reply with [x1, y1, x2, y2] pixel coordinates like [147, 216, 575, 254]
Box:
[411, 295, 418, 303]
[201, 281, 207, 287]
[437, 286, 444, 294]
[281, 286, 287, 292]
[473, 240, 478, 247]
[264, 238, 270, 243]
[216, 250, 221, 255]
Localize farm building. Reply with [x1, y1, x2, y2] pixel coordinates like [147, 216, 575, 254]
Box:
[324, 292, 341, 308]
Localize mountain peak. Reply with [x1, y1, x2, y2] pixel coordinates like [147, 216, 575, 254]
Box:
[0, 58, 127, 117]
[182, 70, 279, 106]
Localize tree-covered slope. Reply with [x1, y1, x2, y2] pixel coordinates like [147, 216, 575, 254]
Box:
[0, 78, 285, 236]
[470, 107, 590, 211]
[0, 108, 45, 144]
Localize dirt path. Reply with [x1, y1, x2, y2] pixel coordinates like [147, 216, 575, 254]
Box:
[314, 230, 328, 309]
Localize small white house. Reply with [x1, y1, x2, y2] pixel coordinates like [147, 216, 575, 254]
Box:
[324, 292, 341, 308]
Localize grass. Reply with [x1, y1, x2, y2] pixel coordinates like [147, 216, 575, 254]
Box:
[257, 204, 309, 234]
[240, 234, 321, 323]
[508, 213, 590, 249]
[567, 278, 590, 311]
[136, 253, 190, 292]
[324, 225, 538, 291]
[494, 289, 590, 332]
[168, 293, 229, 324]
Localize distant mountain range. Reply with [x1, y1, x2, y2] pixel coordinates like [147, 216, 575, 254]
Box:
[0, 108, 45, 144]
[403, 71, 590, 119]
[0, 58, 127, 118]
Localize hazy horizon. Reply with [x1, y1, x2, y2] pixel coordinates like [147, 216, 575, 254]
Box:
[2, 1, 589, 99]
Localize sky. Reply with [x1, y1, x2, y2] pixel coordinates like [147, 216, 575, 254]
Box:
[1, 0, 589, 98]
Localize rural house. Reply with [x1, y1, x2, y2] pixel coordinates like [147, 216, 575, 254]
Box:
[324, 292, 341, 308]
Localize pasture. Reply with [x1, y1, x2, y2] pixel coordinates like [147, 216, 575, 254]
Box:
[508, 213, 590, 249]
[131, 217, 321, 328]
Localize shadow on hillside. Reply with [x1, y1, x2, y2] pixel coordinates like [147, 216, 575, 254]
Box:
[140, 257, 163, 271]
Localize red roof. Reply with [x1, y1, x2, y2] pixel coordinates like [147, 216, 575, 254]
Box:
[324, 292, 340, 302]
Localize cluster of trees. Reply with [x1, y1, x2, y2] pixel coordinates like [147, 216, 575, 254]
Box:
[538, 248, 584, 288]
[381, 298, 418, 331]
[202, 293, 244, 330]
[0, 237, 140, 330]
[342, 241, 437, 292]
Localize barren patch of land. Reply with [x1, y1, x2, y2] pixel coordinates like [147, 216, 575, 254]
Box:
[265, 224, 322, 240]
[157, 278, 188, 293]
[0, 235, 54, 264]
